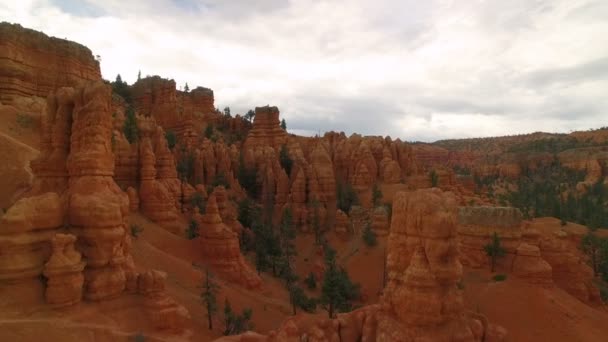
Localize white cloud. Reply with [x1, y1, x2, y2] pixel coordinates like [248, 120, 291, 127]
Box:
[1, 0, 606, 141]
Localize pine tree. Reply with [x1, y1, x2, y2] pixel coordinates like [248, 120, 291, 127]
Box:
[372, 183, 383, 207]
[320, 244, 360, 318]
[280, 118, 287, 130]
[430, 169, 439, 187]
[204, 124, 214, 139]
[279, 144, 293, 176]
[186, 219, 199, 239]
[165, 130, 177, 149]
[311, 199, 322, 244]
[184, 83, 190, 92]
[581, 230, 604, 277]
[123, 106, 138, 144]
[245, 109, 255, 122]
[224, 106, 231, 117]
[305, 272, 317, 290]
[362, 223, 377, 247]
[137, 70, 141, 81]
[278, 208, 297, 285]
[484, 232, 506, 272]
[337, 182, 359, 213]
[201, 269, 219, 330]
[223, 299, 253, 335]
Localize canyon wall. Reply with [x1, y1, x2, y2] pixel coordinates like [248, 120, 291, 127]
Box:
[0, 22, 100, 110]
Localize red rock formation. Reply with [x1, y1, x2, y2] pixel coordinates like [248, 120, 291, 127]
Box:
[137, 270, 190, 332]
[457, 206, 523, 269]
[214, 189, 505, 342]
[243, 106, 287, 150]
[43, 233, 85, 307]
[377, 189, 505, 341]
[371, 206, 389, 236]
[0, 23, 100, 109]
[65, 81, 132, 301]
[126, 186, 139, 212]
[334, 209, 349, 235]
[199, 193, 262, 289]
[512, 243, 553, 286]
[0, 192, 64, 282]
[0, 82, 136, 305]
[538, 230, 601, 304]
[137, 116, 180, 233]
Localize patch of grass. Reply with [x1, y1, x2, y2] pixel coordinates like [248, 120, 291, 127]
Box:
[130, 224, 143, 238]
[492, 274, 507, 282]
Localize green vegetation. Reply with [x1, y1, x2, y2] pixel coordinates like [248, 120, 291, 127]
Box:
[319, 244, 360, 318]
[245, 109, 255, 122]
[223, 106, 231, 117]
[492, 274, 507, 282]
[500, 159, 607, 227]
[288, 284, 317, 314]
[204, 124, 214, 139]
[184, 83, 190, 92]
[177, 153, 195, 184]
[190, 192, 205, 214]
[222, 299, 253, 335]
[362, 223, 377, 247]
[201, 268, 219, 330]
[278, 208, 297, 285]
[237, 154, 259, 198]
[305, 272, 317, 290]
[130, 224, 143, 238]
[211, 172, 230, 189]
[429, 169, 439, 187]
[337, 182, 359, 213]
[111, 74, 132, 105]
[310, 199, 322, 244]
[165, 130, 177, 149]
[484, 232, 506, 272]
[186, 219, 199, 240]
[280, 118, 287, 130]
[372, 183, 383, 207]
[123, 106, 139, 144]
[133, 333, 145, 342]
[279, 144, 293, 176]
[506, 137, 603, 154]
[453, 165, 471, 176]
[581, 231, 608, 279]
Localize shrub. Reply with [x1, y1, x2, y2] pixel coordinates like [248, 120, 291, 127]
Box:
[123, 106, 138, 144]
[130, 224, 143, 238]
[430, 169, 439, 187]
[305, 272, 317, 290]
[362, 224, 377, 247]
[165, 130, 177, 149]
[186, 219, 199, 240]
[492, 274, 507, 282]
[337, 182, 358, 213]
[279, 144, 293, 176]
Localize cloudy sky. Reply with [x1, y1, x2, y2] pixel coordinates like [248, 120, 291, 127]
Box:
[2, 0, 607, 141]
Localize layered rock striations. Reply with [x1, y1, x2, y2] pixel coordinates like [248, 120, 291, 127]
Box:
[457, 206, 524, 269]
[0, 81, 134, 304]
[213, 189, 505, 342]
[0, 22, 100, 109]
[198, 193, 262, 289]
[43, 233, 85, 307]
